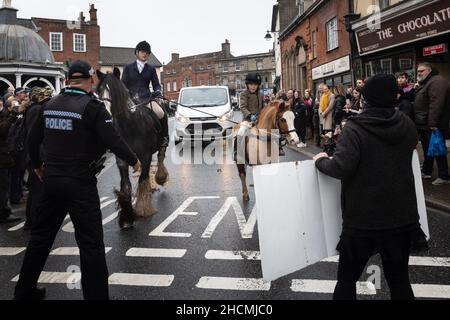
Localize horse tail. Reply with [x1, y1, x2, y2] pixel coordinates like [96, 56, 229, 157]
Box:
[114, 189, 135, 229]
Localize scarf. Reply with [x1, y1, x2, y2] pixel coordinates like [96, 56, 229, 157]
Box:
[320, 92, 330, 113]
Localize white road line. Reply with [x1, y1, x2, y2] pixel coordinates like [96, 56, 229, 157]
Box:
[201, 198, 257, 239]
[62, 199, 117, 233]
[291, 280, 376, 295]
[126, 248, 187, 258]
[409, 256, 450, 268]
[11, 272, 81, 284]
[322, 256, 450, 268]
[50, 247, 112, 256]
[0, 247, 26, 256]
[149, 196, 220, 238]
[412, 284, 450, 299]
[205, 250, 261, 261]
[8, 222, 25, 232]
[196, 277, 271, 291]
[109, 273, 174, 287]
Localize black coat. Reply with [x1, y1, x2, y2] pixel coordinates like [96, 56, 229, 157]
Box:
[0, 107, 15, 168]
[316, 108, 420, 231]
[122, 62, 161, 102]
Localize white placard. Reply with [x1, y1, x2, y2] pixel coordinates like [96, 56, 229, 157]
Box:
[254, 153, 430, 282]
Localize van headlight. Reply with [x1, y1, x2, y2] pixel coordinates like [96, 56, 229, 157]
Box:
[176, 114, 189, 124]
[219, 111, 233, 123]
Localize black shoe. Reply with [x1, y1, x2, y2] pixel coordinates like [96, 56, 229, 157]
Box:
[23, 222, 33, 231]
[279, 148, 286, 157]
[161, 136, 170, 148]
[0, 214, 21, 224]
[14, 287, 46, 301]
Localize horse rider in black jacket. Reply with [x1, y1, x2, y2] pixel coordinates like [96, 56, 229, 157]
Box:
[122, 41, 169, 148]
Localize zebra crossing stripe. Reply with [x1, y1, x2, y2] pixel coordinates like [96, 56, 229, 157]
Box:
[196, 277, 271, 291]
[50, 247, 112, 256]
[109, 273, 174, 287]
[322, 256, 450, 268]
[0, 247, 26, 256]
[412, 284, 450, 299]
[205, 250, 261, 261]
[291, 280, 377, 295]
[126, 248, 187, 258]
[11, 272, 81, 284]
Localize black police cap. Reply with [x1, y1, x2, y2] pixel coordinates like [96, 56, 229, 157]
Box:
[69, 60, 95, 80]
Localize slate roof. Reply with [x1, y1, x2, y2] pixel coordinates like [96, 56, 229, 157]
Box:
[100, 46, 162, 68]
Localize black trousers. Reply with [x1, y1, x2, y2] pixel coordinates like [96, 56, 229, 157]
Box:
[15, 177, 109, 300]
[0, 168, 10, 213]
[334, 231, 415, 301]
[25, 167, 44, 227]
[294, 115, 306, 144]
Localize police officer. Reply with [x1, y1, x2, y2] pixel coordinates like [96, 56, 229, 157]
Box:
[14, 60, 141, 300]
[122, 40, 169, 148]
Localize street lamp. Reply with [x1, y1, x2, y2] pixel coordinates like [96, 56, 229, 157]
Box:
[264, 30, 273, 41]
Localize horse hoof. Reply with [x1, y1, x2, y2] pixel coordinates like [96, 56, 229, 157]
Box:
[243, 195, 250, 202]
[120, 222, 134, 231]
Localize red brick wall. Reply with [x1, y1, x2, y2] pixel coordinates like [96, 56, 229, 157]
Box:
[34, 18, 100, 70]
[280, 0, 351, 91]
[162, 57, 217, 101]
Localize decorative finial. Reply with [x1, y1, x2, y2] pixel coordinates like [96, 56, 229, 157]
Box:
[2, 0, 12, 8]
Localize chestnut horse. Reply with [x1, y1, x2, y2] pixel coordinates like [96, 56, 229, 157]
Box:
[234, 100, 299, 201]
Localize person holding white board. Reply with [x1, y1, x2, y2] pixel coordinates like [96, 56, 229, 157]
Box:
[314, 74, 428, 301]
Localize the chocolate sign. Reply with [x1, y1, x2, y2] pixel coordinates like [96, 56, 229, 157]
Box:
[356, 1, 450, 55]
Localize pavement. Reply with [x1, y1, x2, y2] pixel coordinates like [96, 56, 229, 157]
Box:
[288, 138, 450, 215]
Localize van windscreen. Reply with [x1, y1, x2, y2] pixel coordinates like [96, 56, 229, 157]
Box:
[180, 88, 228, 107]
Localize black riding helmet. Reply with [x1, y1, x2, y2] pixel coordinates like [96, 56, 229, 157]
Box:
[135, 41, 151, 54]
[245, 73, 262, 86]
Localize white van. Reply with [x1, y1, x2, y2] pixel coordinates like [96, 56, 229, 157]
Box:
[173, 86, 234, 144]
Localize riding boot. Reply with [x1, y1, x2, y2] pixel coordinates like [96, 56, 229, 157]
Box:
[160, 113, 170, 148]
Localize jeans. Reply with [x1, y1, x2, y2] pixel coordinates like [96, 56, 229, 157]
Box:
[419, 129, 449, 180]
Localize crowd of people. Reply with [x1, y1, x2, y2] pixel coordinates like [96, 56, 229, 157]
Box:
[272, 62, 449, 186]
[0, 87, 53, 225]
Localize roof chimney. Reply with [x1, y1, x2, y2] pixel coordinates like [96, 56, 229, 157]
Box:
[222, 39, 231, 58]
[89, 4, 98, 25]
[171, 53, 180, 63]
[79, 11, 86, 23]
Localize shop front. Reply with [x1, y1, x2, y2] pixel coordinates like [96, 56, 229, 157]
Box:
[352, 0, 450, 81]
[312, 55, 352, 96]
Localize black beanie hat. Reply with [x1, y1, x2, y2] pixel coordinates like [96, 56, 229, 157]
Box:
[361, 74, 398, 108]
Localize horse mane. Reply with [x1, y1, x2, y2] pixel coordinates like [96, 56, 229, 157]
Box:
[256, 101, 281, 131]
[98, 73, 130, 118]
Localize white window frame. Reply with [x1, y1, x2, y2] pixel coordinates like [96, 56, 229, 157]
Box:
[326, 17, 339, 51]
[235, 63, 241, 72]
[166, 82, 171, 93]
[173, 81, 177, 92]
[312, 31, 317, 58]
[73, 33, 86, 53]
[257, 61, 263, 71]
[50, 32, 63, 52]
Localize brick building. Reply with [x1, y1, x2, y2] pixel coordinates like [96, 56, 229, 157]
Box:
[18, 4, 100, 70]
[216, 51, 276, 96]
[279, 0, 353, 95]
[162, 40, 232, 101]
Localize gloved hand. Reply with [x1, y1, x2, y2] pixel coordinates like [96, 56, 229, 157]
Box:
[152, 91, 163, 99]
[250, 114, 258, 123]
